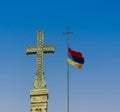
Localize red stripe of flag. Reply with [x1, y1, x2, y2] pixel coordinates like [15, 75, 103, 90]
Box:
[68, 48, 84, 59]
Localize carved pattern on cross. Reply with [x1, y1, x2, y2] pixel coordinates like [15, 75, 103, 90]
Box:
[26, 31, 54, 89]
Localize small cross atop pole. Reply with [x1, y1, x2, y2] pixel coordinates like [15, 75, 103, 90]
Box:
[64, 28, 73, 46]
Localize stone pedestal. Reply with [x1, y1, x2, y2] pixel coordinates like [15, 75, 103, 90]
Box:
[30, 89, 48, 112]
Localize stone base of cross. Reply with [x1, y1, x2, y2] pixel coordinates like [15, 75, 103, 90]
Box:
[30, 89, 48, 112]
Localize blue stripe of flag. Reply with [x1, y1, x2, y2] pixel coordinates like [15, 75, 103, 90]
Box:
[68, 53, 84, 64]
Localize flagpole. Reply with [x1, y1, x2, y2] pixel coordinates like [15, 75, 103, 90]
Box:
[64, 29, 73, 112]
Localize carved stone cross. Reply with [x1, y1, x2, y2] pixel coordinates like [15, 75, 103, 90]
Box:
[26, 31, 54, 89]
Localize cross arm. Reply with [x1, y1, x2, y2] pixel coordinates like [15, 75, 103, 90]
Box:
[43, 45, 54, 53]
[26, 46, 37, 55]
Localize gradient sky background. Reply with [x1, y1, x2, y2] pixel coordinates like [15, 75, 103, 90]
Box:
[0, 0, 120, 112]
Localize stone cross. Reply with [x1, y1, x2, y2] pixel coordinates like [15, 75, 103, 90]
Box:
[26, 31, 54, 89]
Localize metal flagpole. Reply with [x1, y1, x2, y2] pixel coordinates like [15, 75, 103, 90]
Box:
[64, 29, 73, 112]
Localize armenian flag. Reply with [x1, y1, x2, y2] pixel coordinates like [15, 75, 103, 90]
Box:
[68, 48, 84, 69]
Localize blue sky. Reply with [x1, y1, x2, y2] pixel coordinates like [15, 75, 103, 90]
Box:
[0, 0, 120, 112]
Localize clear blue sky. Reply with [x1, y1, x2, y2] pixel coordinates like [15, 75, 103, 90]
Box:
[0, 0, 120, 112]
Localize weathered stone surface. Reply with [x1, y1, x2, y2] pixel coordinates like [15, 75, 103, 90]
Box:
[30, 89, 48, 112]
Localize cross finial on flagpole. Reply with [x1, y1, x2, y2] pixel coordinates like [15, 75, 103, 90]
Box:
[64, 28, 73, 46]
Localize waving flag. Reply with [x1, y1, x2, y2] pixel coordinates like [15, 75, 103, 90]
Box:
[68, 48, 84, 69]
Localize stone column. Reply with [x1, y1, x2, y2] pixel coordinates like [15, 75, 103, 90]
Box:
[30, 89, 48, 112]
